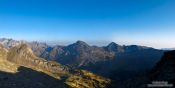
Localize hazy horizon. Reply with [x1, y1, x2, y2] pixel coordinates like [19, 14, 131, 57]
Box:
[0, 37, 173, 49]
[0, 0, 175, 48]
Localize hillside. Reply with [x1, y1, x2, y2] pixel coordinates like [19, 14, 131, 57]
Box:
[0, 44, 110, 88]
[150, 50, 175, 84]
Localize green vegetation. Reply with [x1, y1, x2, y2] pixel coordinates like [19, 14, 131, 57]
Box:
[66, 70, 111, 88]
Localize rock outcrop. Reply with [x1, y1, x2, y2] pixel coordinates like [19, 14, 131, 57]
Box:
[0, 43, 8, 60]
[0, 44, 19, 73]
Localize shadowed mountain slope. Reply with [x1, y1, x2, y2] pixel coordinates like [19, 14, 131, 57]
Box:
[150, 50, 175, 84]
[0, 67, 68, 88]
[0, 44, 110, 88]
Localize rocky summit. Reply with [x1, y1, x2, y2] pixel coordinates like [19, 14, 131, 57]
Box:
[0, 44, 110, 88]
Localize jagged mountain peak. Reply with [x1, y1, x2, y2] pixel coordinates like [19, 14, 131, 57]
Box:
[106, 42, 124, 52]
[7, 44, 38, 65]
[107, 42, 119, 47]
[0, 38, 27, 48]
[12, 44, 34, 55]
[67, 40, 90, 49]
[75, 40, 89, 46]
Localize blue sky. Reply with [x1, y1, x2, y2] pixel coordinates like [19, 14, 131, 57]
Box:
[0, 0, 175, 48]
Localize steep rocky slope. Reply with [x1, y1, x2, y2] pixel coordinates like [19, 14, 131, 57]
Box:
[150, 50, 175, 84]
[55, 41, 115, 68]
[0, 44, 110, 88]
[7, 44, 69, 79]
[0, 44, 19, 73]
[110, 50, 175, 88]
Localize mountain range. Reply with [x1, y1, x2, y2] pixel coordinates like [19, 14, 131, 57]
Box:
[0, 38, 164, 74]
[0, 42, 110, 88]
[0, 38, 168, 88]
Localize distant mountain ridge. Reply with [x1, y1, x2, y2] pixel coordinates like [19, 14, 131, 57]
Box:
[0, 38, 164, 80]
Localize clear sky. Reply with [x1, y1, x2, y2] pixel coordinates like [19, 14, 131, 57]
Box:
[0, 0, 175, 48]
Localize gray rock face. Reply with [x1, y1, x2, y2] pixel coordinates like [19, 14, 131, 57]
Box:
[0, 38, 49, 56]
[0, 44, 8, 60]
[56, 41, 115, 67]
[7, 44, 69, 76]
[28, 41, 49, 56]
[0, 38, 26, 48]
